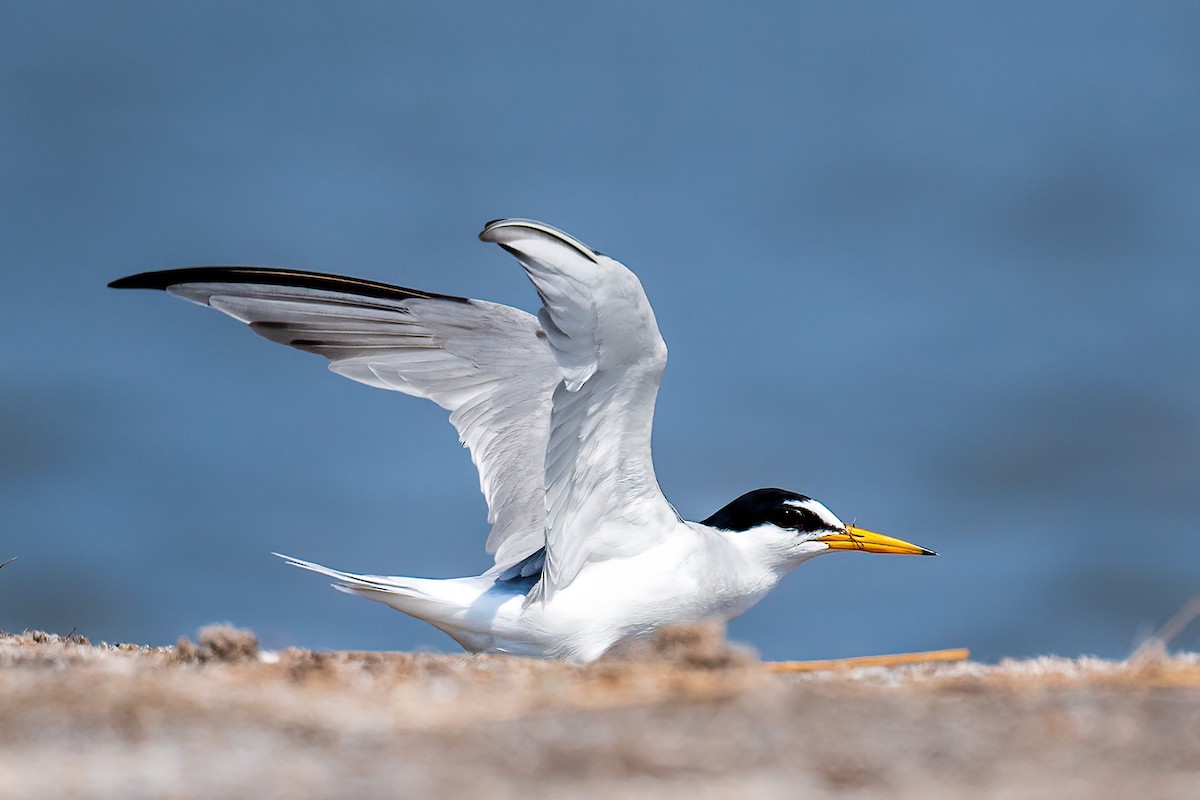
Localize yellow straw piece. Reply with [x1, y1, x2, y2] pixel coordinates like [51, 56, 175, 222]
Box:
[767, 648, 970, 673]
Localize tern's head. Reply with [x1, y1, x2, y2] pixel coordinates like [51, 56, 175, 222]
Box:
[702, 488, 935, 566]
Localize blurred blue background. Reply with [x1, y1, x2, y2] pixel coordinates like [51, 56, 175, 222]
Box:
[2, 2, 1197, 661]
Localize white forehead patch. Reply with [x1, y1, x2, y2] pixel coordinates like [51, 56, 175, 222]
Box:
[783, 498, 844, 529]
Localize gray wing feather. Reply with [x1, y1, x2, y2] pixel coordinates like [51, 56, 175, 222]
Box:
[121, 271, 560, 571]
[479, 221, 678, 599]
[329, 298, 559, 567]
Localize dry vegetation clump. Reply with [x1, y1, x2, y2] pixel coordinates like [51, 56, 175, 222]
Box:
[600, 619, 759, 668]
[171, 624, 260, 664]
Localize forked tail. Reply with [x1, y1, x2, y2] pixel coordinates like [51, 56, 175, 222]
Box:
[274, 552, 437, 601]
[273, 553, 510, 653]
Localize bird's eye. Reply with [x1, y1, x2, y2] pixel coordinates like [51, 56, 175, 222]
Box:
[771, 506, 831, 533]
[772, 509, 801, 529]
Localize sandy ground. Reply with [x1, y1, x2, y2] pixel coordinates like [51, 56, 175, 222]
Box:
[1, 625, 1198, 800]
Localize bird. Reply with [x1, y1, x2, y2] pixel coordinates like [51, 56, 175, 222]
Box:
[111, 218, 935, 662]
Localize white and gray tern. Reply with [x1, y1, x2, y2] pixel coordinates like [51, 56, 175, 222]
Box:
[112, 219, 935, 662]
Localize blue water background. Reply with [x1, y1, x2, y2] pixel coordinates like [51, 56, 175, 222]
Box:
[2, 3, 1198, 660]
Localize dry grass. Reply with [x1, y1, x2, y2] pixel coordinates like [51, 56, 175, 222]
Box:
[1, 625, 1198, 799]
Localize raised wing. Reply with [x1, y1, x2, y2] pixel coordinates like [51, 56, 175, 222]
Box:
[479, 220, 679, 599]
[109, 266, 560, 571]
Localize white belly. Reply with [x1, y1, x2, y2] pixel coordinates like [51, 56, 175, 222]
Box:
[480, 532, 779, 661]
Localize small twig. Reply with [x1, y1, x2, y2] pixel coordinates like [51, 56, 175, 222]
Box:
[1152, 597, 1200, 647]
[1133, 597, 1200, 660]
[766, 647, 970, 673]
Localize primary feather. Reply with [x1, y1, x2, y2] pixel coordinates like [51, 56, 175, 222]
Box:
[112, 266, 561, 572]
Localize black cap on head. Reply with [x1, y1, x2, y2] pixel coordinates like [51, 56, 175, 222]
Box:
[702, 488, 836, 533]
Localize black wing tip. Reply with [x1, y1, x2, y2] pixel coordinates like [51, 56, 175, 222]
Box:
[478, 218, 601, 262]
[109, 267, 261, 291]
[479, 218, 508, 241]
[109, 271, 171, 290]
[107, 266, 471, 305]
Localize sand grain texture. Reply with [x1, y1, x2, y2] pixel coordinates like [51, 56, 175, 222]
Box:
[1, 627, 1198, 799]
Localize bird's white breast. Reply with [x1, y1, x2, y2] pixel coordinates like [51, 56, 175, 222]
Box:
[498, 522, 781, 661]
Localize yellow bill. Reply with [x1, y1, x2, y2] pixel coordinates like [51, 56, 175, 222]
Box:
[818, 526, 937, 556]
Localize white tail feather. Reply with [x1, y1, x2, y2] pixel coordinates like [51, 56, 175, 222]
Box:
[273, 552, 430, 596]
